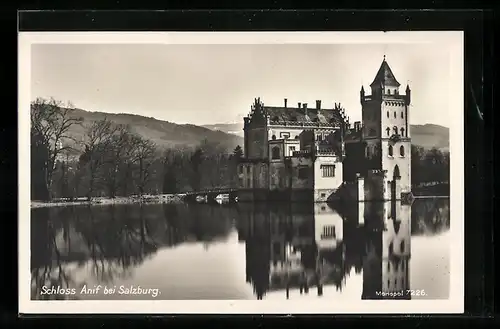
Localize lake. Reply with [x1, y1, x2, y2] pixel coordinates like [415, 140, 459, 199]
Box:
[30, 198, 450, 301]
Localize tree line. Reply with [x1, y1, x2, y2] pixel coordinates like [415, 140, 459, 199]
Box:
[30, 97, 449, 201]
[30, 97, 243, 201]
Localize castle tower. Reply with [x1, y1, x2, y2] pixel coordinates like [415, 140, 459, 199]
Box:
[360, 56, 412, 197]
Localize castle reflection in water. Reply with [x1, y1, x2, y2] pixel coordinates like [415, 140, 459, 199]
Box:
[238, 200, 411, 300]
[31, 198, 448, 300]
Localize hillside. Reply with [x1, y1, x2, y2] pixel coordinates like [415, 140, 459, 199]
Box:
[61, 108, 244, 154]
[202, 123, 450, 151]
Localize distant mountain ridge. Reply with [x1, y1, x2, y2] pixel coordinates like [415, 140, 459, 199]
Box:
[61, 108, 243, 154]
[201, 122, 450, 151]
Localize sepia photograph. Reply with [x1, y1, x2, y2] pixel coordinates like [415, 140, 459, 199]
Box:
[19, 31, 464, 314]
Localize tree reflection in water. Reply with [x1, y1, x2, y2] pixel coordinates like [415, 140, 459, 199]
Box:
[30, 198, 449, 300]
[30, 203, 236, 300]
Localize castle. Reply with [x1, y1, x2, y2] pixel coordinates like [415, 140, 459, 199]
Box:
[237, 57, 412, 203]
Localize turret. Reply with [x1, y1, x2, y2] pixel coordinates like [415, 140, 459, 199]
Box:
[360, 86, 365, 104]
[405, 84, 411, 105]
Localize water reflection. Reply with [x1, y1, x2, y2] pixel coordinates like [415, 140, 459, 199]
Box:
[31, 198, 449, 300]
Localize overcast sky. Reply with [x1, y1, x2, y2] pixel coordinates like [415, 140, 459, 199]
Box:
[31, 43, 453, 127]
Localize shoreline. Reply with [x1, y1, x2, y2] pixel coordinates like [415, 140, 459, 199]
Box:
[30, 193, 450, 209]
[31, 195, 185, 209]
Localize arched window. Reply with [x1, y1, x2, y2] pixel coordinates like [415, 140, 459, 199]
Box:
[400, 145, 405, 157]
[387, 111, 390, 118]
[393, 165, 400, 178]
[400, 127, 405, 137]
[386, 127, 390, 136]
[394, 111, 397, 118]
[388, 145, 393, 157]
[272, 146, 280, 160]
[393, 126, 398, 135]
[400, 240, 405, 253]
[387, 89, 391, 95]
[401, 111, 404, 119]
[272, 135, 276, 140]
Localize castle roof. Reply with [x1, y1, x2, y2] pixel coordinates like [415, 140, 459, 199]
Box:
[264, 106, 346, 126]
[370, 59, 400, 87]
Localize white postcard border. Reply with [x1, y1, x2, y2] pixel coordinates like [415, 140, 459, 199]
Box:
[18, 31, 464, 314]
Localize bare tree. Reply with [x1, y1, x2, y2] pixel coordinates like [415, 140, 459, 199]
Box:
[131, 135, 157, 195]
[79, 118, 120, 200]
[30, 97, 83, 200]
[102, 124, 135, 198]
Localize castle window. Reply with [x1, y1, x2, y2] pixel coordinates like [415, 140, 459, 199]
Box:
[298, 167, 309, 179]
[238, 165, 243, 174]
[321, 225, 336, 239]
[271, 146, 281, 160]
[400, 127, 405, 137]
[280, 132, 290, 139]
[401, 111, 404, 119]
[246, 166, 251, 174]
[387, 111, 390, 118]
[395, 89, 399, 95]
[316, 134, 322, 141]
[388, 89, 392, 95]
[320, 164, 336, 177]
[386, 127, 390, 136]
[388, 145, 394, 157]
[393, 126, 398, 135]
[387, 262, 390, 272]
[400, 145, 405, 157]
[394, 111, 397, 118]
[239, 177, 244, 187]
[272, 134, 276, 140]
[400, 240, 405, 253]
[289, 146, 296, 154]
[294, 135, 299, 139]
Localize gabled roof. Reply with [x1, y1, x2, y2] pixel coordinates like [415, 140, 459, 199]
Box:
[370, 59, 400, 87]
[264, 106, 346, 126]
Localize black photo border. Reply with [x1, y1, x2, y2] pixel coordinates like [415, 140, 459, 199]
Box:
[4, 7, 495, 326]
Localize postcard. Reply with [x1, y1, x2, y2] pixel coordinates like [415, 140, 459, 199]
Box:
[19, 31, 464, 314]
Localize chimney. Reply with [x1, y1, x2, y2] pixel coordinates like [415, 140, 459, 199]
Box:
[316, 100, 321, 109]
[303, 103, 308, 116]
[284, 98, 288, 108]
[298, 102, 301, 109]
[354, 121, 361, 132]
